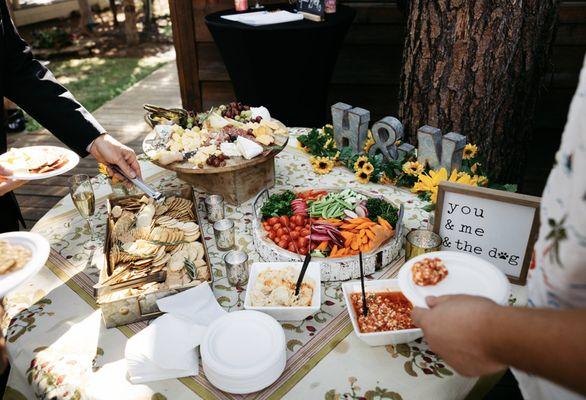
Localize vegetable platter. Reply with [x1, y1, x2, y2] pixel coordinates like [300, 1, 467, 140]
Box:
[142, 103, 290, 205]
[252, 188, 405, 281]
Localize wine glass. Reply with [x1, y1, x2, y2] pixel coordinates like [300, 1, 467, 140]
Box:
[69, 174, 97, 241]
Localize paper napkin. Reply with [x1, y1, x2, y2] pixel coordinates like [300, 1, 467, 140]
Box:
[124, 282, 226, 384]
[221, 10, 303, 26]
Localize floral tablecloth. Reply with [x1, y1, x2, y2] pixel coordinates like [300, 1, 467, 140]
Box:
[1, 132, 526, 400]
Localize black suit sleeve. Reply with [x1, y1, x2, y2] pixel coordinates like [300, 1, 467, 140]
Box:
[1, 0, 103, 156]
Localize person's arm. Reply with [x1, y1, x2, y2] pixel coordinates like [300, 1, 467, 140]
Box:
[411, 295, 586, 396]
[0, 165, 24, 196]
[0, 1, 140, 181]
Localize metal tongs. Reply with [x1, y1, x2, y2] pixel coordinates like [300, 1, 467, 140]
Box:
[110, 164, 163, 202]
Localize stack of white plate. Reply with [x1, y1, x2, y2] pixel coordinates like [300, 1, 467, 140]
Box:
[201, 310, 286, 394]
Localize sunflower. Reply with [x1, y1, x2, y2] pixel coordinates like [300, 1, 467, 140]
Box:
[380, 172, 393, 185]
[463, 144, 478, 160]
[470, 162, 481, 174]
[354, 155, 369, 171]
[363, 130, 375, 153]
[412, 168, 477, 203]
[361, 162, 375, 175]
[311, 156, 334, 175]
[402, 161, 424, 176]
[476, 175, 489, 186]
[296, 140, 308, 152]
[355, 169, 371, 184]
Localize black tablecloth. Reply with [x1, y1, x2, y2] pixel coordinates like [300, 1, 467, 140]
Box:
[205, 4, 355, 127]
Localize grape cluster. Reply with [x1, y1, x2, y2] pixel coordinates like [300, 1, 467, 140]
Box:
[206, 154, 229, 167]
[221, 102, 250, 119]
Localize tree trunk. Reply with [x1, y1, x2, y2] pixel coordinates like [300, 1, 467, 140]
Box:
[109, 0, 118, 27]
[123, 0, 140, 45]
[399, 0, 559, 183]
[77, 0, 94, 33]
[143, 0, 153, 33]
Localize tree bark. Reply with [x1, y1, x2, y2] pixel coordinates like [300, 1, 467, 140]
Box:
[123, 0, 140, 45]
[109, 0, 118, 27]
[77, 0, 94, 33]
[399, 0, 559, 183]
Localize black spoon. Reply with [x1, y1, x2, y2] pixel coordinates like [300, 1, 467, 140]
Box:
[295, 222, 312, 296]
[359, 251, 368, 317]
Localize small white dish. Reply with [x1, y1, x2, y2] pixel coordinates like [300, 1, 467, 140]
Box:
[0, 232, 50, 297]
[397, 251, 511, 309]
[201, 310, 286, 394]
[0, 146, 79, 181]
[342, 279, 423, 347]
[244, 261, 321, 321]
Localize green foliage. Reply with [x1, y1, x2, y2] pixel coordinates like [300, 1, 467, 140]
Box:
[365, 198, 399, 228]
[31, 27, 72, 49]
[260, 190, 296, 217]
[296, 126, 338, 158]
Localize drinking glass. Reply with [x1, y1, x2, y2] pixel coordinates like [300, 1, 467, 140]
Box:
[69, 174, 97, 241]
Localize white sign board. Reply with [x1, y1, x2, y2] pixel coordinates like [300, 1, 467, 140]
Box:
[434, 182, 540, 284]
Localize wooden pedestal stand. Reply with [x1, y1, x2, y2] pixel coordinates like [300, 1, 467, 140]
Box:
[177, 157, 276, 205]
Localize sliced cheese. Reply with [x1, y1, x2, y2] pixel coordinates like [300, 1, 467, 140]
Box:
[220, 142, 241, 157]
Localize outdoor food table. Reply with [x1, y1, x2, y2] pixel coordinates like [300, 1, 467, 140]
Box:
[205, 4, 355, 128]
[1, 131, 525, 400]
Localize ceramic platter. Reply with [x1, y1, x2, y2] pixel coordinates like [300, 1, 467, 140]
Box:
[398, 251, 510, 308]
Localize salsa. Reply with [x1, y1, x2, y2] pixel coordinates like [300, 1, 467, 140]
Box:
[412, 257, 448, 286]
[350, 291, 415, 333]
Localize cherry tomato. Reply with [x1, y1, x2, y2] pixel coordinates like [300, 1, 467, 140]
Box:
[300, 228, 311, 237]
[297, 237, 308, 248]
[298, 247, 308, 255]
[273, 223, 282, 231]
[294, 225, 302, 232]
[287, 243, 297, 253]
[290, 231, 300, 240]
[268, 217, 279, 226]
[279, 216, 290, 226]
[281, 234, 291, 242]
[275, 228, 285, 237]
[268, 231, 277, 241]
[277, 240, 287, 248]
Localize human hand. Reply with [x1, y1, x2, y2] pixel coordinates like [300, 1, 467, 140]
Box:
[0, 165, 25, 197]
[411, 295, 506, 377]
[89, 134, 142, 183]
[0, 305, 8, 373]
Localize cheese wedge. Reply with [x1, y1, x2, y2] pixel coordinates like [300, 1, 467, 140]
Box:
[235, 136, 263, 160]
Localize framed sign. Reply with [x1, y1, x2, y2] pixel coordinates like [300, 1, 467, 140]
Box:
[295, 0, 325, 21]
[433, 181, 540, 285]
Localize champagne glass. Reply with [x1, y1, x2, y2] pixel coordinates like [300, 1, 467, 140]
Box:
[69, 174, 97, 241]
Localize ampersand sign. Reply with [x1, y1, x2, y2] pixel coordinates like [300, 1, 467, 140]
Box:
[368, 117, 404, 161]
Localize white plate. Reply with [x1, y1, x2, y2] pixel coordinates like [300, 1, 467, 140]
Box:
[0, 232, 50, 297]
[0, 146, 79, 180]
[244, 262, 321, 321]
[201, 310, 286, 394]
[397, 251, 510, 308]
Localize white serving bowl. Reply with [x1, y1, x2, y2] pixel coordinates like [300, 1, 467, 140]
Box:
[342, 279, 423, 347]
[244, 261, 321, 321]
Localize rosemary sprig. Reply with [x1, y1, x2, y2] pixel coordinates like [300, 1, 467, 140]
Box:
[184, 258, 196, 280]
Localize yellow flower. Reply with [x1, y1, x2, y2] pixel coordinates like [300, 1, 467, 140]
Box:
[402, 161, 424, 176]
[363, 130, 375, 152]
[332, 151, 340, 161]
[412, 168, 477, 203]
[354, 155, 369, 171]
[476, 175, 489, 186]
[361, 162, 374, 175]
[311, 156, 334, 175]
[355, 169, 371, 184]
[324, 124, 333, 130]
[296, 140, 308, 152]
[463, 144, 478, 160]
[380, 172, 393, 185]
[470, 162, 481, 174]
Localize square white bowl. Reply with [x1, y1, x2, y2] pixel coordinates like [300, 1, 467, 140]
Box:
[342, 279, 423, 346]
[244, 262, 321, 321]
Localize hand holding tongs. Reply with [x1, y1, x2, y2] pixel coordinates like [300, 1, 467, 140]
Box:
[109, 164, 163, 202]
